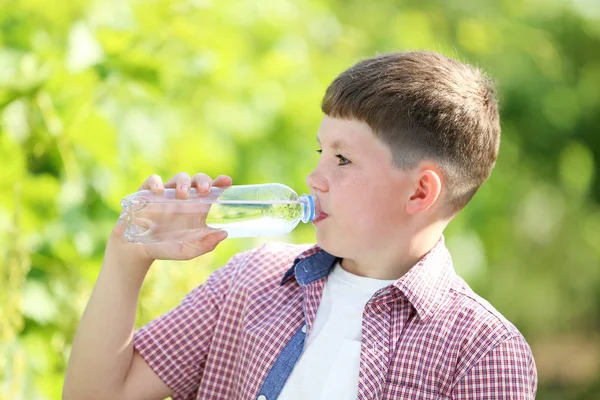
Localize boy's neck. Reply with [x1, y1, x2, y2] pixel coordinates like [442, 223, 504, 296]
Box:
[340, 224, 446, 281]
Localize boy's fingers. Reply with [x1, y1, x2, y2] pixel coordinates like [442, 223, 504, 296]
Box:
[165, 172, 192, 199]
[139, 174, 164, 193]
[199, 230, 228, 253]
[138, 172, 228, 198]
[213, 175, 233, 188]
[191, 173, 212, 194]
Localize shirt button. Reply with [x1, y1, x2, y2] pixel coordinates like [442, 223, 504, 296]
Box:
[258, 396, 267, 400]
[301, 324, 307, 334]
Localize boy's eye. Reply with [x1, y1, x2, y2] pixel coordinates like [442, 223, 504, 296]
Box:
[336, 154, 350, 166]
[316, 149, 350, 166]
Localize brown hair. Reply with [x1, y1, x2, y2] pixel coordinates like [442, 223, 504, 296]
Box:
[322, 51, 501, 216]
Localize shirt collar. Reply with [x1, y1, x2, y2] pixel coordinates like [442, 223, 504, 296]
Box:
[392, 236, 456, 322]
[280, 236, 456, 321]
[280, 245, 338, 286]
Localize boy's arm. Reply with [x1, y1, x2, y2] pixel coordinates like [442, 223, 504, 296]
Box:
[63, 172, 232, 400]
[62, 234, 174, 400]
[451, 335, 538, 399]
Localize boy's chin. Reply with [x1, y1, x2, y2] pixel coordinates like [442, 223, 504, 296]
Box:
[315, 235, 346, 258]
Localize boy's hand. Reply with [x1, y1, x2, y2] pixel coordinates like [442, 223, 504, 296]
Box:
[110, 172, 233, 264]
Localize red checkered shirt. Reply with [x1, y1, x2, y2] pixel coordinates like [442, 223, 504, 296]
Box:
[134, 238, 537, 399]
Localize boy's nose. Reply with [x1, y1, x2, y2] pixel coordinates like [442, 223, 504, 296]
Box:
[306, 168, 328, 193]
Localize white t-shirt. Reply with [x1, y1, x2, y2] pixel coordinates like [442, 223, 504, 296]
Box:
[278, 261, 397, 400]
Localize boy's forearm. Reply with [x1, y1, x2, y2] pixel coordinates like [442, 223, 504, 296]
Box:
[63, 236, 152, 400]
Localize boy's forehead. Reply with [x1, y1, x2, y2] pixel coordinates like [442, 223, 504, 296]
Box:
[316, 117, 373, 148]
[317, 116, 397, 164]
[316, 135, 347, 150]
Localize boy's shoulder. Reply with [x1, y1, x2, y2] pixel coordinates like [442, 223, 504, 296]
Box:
[447, 275, 523, 341]
[224, 241, 317, 287]
[224, 241, 529, 350]
[430, 274, 533, 374]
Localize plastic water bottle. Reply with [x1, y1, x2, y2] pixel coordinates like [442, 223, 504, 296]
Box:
[118, 183, 319, 244]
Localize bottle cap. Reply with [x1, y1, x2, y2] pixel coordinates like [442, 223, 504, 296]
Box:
[299, 194, 319, 223]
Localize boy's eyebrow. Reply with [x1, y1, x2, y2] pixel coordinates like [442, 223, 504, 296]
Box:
[316, 136, 348, 151]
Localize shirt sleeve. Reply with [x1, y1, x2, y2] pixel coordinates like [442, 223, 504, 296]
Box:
[133, 251, 250, 400]
[451, 335, 538, 400]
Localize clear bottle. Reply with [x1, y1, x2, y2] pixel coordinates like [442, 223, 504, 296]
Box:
[118, 183, 319, 244]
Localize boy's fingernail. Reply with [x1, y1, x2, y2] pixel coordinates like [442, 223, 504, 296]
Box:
[181, 185, 189, 193]
[201, 182, 210, 190]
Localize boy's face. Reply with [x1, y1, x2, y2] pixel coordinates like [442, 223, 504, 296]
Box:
[307, 116, 418, 260]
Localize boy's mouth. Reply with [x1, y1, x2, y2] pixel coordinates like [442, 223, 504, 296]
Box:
[313, 212, 328, 224]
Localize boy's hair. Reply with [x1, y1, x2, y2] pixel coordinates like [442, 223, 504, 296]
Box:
[321, 51, 500, 217]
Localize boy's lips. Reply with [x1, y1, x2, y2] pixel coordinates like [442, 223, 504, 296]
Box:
[313, 212, 328, 224]
[310, 195, 326, 223]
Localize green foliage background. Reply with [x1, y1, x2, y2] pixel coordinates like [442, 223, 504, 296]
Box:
[1, 0, 599, 398]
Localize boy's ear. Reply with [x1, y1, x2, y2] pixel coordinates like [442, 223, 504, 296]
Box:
[405, 168, 442, 215]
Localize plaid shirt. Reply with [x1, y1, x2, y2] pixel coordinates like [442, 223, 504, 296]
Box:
[134, 238, 537, 399]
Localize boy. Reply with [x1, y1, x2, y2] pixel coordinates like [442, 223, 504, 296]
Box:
[64, 51, 537, 399]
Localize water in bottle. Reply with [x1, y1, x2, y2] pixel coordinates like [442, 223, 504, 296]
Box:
[118, 183, 319, 244]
